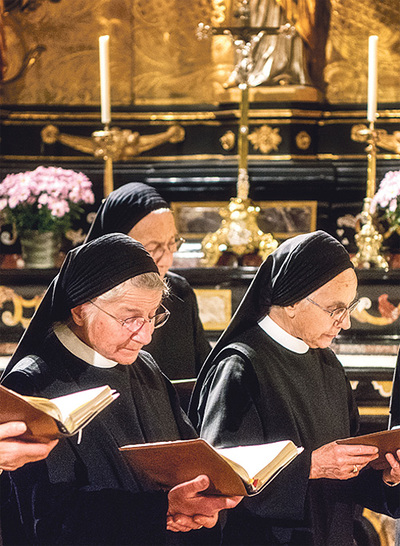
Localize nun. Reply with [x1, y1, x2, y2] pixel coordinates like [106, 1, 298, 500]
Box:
[85, 182, 211, 381]
[189, 230, 400, 545]
[0, 234, 241, 545]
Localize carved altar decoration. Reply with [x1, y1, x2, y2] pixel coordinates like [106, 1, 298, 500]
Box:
[353, 295, 400, 327]
[41, 124, 185, 196]
[0, 285, 42, 329]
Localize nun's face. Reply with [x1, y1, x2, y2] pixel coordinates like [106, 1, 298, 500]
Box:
[71, 287, 164, 365]
[289, 268, 358, 349]
[128, 210, 178, 279]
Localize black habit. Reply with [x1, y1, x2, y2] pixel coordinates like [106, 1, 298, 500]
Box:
[0, 234, 207, 545]
[85, 182, 210, 379]
[190, 231, 400, 546]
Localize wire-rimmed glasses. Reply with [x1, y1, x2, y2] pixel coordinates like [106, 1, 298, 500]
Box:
[306, 296, 360, 323]
[89, 300, 170, 335]
[146, 236, 185, 261]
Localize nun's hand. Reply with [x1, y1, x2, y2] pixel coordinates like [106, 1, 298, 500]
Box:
[167, 474, 242, 532]
[0, 422, 58, 471]
[382, 449, 400, 486]
[309, 440, 379, 480]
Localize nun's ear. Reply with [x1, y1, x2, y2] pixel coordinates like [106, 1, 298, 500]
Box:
[70, 304, 86, 326]
[285, 301, 300, 318]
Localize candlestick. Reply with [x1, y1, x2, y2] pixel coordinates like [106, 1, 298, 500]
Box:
[367, 35, 378, 123]
[99, 35, 111, 125]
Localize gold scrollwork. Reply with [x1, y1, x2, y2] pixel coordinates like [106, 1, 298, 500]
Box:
[371, 381, 392, 398]
[0, 286, 42, 329]
[352, 297, 400, 326]
[248, 125, 282, 154]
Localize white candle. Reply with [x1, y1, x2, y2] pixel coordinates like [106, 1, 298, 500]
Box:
[367, 35, 378, 123]
[99, 35, 111, 125]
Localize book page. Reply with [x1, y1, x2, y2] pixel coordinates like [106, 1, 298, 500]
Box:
[21, 395, 62, 422]
[51, 386, 113, 423]
[216, 440, 294, 481]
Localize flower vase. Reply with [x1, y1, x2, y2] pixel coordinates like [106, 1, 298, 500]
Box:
[20, 231, 61, 269]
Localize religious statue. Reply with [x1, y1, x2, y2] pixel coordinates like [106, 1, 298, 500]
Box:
[225, 0, 330, 91]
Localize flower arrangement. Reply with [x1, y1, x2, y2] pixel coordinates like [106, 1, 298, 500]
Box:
[0, 166, 95, 235]
[371, 171, 400, 236]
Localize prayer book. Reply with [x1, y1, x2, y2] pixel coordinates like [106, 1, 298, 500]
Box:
[120, 437, 303, 496]
[337, 427, 400, 469]
[0, 384, 119, 440]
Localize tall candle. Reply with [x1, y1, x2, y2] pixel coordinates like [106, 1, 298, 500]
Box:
[99, 35, 111, 125]
[367, 35, 378, 123]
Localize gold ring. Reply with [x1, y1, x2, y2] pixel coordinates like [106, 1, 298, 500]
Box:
[353, 465, 358, 474]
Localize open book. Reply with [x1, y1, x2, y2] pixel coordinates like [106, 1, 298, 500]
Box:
[0, 384, 119, 441]
[120, 437, 303, 496]
[337, 427, 400, 469]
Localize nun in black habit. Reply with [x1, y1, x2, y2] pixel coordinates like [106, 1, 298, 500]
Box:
[189, 231, 400, 546]
[0, 234, 238, 545]
[85, 182, 211, 380]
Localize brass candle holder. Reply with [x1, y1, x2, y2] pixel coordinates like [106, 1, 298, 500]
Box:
[91, 125, 128, 197]
[351, 122, 389, 270]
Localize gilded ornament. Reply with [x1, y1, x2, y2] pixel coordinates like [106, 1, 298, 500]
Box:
[0, 286, 42, 329]
[295, 130, 311, 151]
[248, 125, 282, 154]
[219, 130, 235, 151]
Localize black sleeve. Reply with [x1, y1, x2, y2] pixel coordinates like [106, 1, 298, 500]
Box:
[8, 462, 168, 545]
[2, 368, 169, 545]
[198, 356, 311, 521]
[353, 467, 400, 519]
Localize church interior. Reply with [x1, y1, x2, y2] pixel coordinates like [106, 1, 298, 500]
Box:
[0, 1, 399, 543]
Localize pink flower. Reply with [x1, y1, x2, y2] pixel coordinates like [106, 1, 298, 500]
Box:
[0, 166, 95, 233]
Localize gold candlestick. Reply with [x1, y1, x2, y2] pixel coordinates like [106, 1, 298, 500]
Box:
[198, 1, 293, 266]
[351, 121, 388, 270]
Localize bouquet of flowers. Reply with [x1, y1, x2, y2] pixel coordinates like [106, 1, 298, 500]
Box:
[0, 166, 95, 235]
[371, 170, 400, 236]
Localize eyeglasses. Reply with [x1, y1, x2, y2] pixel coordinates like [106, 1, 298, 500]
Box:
[146, 236, 185, 261]
[306, 296, 360, 323]
[89, 300, 170, 335]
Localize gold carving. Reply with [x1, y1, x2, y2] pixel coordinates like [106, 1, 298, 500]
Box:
[248, 125, 282, 154]
[0, 286, 42, 329]
[295, 130, 311, 150]
[352, 297, 399, 326]
[371, 381, 392, 398]
[41, 124, 185, 160]
[351, 124, 400, 154]
[326, 0, 400, 104]
[220, 130, 235, 151]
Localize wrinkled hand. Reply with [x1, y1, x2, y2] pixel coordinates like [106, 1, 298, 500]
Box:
[382, 449, 400, 486]
[167, 474, 242, 533]
[310, 441, 379, 480]
[0, 422, 58, 471]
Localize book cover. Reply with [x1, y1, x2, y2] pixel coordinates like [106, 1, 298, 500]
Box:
[120, 437, 302, 496]
[337, 427, 400, 469]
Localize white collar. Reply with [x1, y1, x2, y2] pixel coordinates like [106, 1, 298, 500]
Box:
[54, 323, 119, 368]
[258, 315, 309, 354]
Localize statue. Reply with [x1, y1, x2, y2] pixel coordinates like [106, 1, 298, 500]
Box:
[226, 0, 330, 91]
